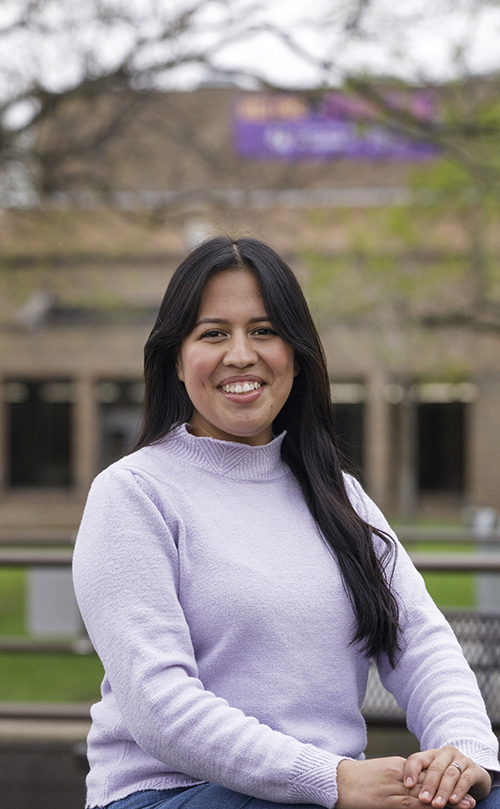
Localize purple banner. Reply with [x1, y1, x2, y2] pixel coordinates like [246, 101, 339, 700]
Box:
[233, 93, 438, 162]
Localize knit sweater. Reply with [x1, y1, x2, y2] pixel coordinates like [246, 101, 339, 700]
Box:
[72, 424, 500, 809]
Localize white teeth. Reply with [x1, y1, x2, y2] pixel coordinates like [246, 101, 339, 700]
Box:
[221, 382, 262, 394]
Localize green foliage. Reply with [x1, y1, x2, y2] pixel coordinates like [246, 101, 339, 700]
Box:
[410, 159, 477, 208]
[302, 243, 470, 330]
[416, 361, 470, 384]
[383, 207, 419, 246]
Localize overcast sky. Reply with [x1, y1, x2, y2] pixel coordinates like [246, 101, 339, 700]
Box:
[1, 0, 500, 113]
[206, 0, 500, 88]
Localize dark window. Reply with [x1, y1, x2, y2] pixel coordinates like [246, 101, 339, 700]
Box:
[97, 380, 143, 470]
[4, 380, 73, 487]
[332, 402, 364, 480]
[418, 402, 466, 492]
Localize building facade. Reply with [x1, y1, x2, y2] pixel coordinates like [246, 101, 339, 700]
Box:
[1, 87, 499, 535]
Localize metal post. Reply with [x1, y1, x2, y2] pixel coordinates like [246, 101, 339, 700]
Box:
[475, 507, 500, 613]
[399, 384, 418, 521]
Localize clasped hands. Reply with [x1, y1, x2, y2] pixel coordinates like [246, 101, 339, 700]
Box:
[337, 746, 492, 809]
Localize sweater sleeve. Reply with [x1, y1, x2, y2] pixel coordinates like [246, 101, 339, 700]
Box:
[72, 466, 346, 808]
[345, 476, 500, 778]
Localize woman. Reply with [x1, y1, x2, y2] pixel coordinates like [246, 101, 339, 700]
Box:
[73, 237, 500, 809]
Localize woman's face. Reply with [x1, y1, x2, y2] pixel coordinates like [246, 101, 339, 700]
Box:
[176, 268, 298, 445]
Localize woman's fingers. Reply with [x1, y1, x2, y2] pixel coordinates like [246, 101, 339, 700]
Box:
[404, 769, 474, 809]
[456, 797, 476, 809]
[404, 750, 435, 788]
[405, 747, 490, 807]
[418, 755, 469, 805]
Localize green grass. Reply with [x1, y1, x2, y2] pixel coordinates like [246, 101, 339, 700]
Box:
[412, 542, 476, 610]
[422, 572, 474, 609]
[0, 568, 26, 635]
[413, 541, 475, 610]
[0, 653, 104, 702]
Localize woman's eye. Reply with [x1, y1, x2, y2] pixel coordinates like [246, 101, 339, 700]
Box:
[253, 327, 276, 336]
[201, 329, 225, 339]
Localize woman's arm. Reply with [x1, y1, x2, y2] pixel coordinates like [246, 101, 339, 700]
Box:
[343, 476, 499, 808]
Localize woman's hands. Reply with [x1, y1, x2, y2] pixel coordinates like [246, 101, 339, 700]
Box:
[403, 746, 492, 807]
[336, 748, 492, 809]
[336, 756, 426, 809]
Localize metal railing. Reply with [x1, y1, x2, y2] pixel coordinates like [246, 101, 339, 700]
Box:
[397, 527, 500, 544]
[3, 547, 500, 572]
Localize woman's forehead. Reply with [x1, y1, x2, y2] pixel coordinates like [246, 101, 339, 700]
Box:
[199, 268, 265, 312]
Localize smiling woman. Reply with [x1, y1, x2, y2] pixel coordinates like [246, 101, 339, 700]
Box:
[72, 236, 500, 809]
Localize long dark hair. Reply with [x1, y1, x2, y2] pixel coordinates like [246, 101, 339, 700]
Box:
[136, 236, 400, 664]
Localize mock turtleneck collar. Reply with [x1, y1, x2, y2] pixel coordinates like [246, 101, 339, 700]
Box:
[159, 423, 289, 482]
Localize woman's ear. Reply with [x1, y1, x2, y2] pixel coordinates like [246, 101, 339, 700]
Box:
[294, 359, 300, 377]
[176, 355, 185, 382]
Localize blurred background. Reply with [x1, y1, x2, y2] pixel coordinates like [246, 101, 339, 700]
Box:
[0, 0, 500, 806]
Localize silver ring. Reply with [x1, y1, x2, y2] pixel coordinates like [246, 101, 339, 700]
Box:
[452, 762, 463, 773]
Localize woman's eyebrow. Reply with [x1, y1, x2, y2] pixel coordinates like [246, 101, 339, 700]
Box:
[195, 317, 271, 326]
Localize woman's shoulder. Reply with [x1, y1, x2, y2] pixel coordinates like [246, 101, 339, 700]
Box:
[80, 439, 192, 534]
[342, 472, 397, 540]
[91, 433, 183, 494]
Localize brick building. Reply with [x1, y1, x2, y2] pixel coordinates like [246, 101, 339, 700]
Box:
[1, 86, 499, 535]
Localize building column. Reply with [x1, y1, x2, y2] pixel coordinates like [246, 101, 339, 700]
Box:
[73, 376, 98, 494]
[364, 373, 391, 510]
[0, 375, 5, 490]
[469, 372, 500, 509]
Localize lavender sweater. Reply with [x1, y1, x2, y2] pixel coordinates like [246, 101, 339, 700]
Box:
[73, 425, 500, 809]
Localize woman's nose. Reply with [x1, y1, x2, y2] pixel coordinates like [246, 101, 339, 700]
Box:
[223, 334, 258, 367]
